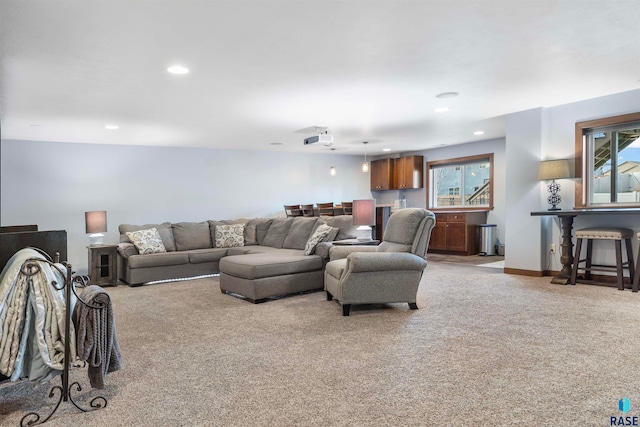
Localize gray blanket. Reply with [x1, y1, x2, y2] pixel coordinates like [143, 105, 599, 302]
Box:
[72, 285, 122, 389]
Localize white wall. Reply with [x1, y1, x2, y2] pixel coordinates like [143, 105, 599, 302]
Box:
[540, 89, 640, 270]
[503, 89, 640, 273]
[504, 108, 546, 272]
[1, 139, 370, 274]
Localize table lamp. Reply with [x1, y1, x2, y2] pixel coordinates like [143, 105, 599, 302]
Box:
[538, 159, 570, 211]
[353, 199, 376, 241]
[85, 210, 107, 246]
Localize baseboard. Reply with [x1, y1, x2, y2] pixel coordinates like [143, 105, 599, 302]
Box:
[542, 270, 561, 277]
[505, 269, 633, 287]
[503, 267, 544, 277]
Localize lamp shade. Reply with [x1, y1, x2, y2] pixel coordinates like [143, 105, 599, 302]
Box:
[538, 159, 570, 181]
[352, 199, 376, 226]
[85, 211, 107, 234]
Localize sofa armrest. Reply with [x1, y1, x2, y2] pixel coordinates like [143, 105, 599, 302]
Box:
[329, 245, 377, 261]
[345, 252, 427, 273]
[117, 242, 138, 259]
[314, 241, 334, 260]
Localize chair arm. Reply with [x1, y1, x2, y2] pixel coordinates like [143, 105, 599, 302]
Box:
[329, 245, 377, 261]
[346, 252, 427, 273]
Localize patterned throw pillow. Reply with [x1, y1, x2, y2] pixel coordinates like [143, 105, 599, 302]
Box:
[215, 224, 245, 248]
[125, 228, 167, 254]
[304, 224, 333, 255]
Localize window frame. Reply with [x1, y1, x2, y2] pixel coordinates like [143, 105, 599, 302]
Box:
[575, 112, 640, 208]
[426, 153, 494, 211]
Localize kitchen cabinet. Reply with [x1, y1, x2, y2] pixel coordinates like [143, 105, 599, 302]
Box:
[394, 156, 424, 189]
[428, 211, 488, 255]
[371, 159, 394, 190]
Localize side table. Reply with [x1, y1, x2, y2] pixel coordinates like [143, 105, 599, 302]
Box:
[87, 244, 118, 287]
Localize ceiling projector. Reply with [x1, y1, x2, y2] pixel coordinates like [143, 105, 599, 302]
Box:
[304, 134, 333, 145]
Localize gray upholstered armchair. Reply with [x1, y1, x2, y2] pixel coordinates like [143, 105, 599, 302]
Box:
[324, 208, 436, 316]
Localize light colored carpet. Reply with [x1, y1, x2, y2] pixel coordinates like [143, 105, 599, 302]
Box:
[2, 261, 640, 426]
[475, 260, 505, 269]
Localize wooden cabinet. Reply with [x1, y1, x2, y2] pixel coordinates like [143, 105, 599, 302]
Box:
[88, 244, 118, 286]
[372, 156, 424, 191]
[371, 159, 393, 190]
[394, 156, 424, 189]
[428, 211, 488, 255]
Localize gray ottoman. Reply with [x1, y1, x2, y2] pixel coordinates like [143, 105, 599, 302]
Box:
[219, 252, 324, 303]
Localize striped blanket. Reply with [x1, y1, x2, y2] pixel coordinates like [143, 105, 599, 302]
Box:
[0, 248, 76, 382]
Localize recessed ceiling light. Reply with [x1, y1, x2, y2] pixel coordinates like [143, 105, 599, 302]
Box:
[382, 148, 391, 152]
[269, 142, 283, 146]
[434, 107, 449, 113]
[474, 131, 485, 135]
[167, 65, 189, 74]
[105, 125, 119, 130]
[436, 92, 459, 99]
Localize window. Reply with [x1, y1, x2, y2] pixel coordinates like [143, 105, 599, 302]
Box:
[575, 113, 640, 207]
[426, 153, 494, 209]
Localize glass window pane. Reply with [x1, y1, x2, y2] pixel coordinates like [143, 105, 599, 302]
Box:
[433, 165, 462, 207]
[591, 132, 612, 204]
[464, 162, 491, 205]
[616, 127, 640, 203]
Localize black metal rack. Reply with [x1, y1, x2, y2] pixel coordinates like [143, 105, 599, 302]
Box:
[13, 250, 109, 426]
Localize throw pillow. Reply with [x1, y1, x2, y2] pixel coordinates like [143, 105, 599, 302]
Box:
[125, 228, 167, 254]
[304, 224, 333, 255]
[215, 224, 245, 248]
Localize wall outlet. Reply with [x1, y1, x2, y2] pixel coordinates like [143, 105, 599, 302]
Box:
[550, 243, 556, 253]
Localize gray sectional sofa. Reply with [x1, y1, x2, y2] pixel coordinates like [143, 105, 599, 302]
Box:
[117, 216, 359, 302]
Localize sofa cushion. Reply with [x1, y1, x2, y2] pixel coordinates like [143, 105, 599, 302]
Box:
[128, 251, 189, 268]
[283, 217, 318, 249]
[377, 241, 412, 253]
[304, 224, 333, 255]
[220, 253, 322, 280]
[321, 215, 358, 240]
[126, 228, 167, 254]
[226, 246, 282, 256]
[119, 222, 176, 252]
[244, 224, 257, 245]
[262, 218, 293, 248]
[247, 218, 273, 245]
[215, 224, 245, 248]
[187, 248, 229, 264]
[172, 222, 212, 251]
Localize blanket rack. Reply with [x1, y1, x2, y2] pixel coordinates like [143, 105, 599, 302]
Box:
[16, 249, 109, 426]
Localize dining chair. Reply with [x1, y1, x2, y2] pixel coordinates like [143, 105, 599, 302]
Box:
[301, 204, 315, 217]
[341, 202, 353, 215]
[316, 202, 335, 216]
[283, 204, 303, 217]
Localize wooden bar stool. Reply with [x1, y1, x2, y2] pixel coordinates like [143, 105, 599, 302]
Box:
[570, 227, 635, 290]
[631, 232, 640, 292]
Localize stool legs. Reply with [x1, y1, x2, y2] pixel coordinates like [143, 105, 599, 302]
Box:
[585, 239, 593, 280]
[615, 240, 624, 290]
[634, 246, 640, 293]
[570, 237, 634, 289]
[570, 238, 583, 285]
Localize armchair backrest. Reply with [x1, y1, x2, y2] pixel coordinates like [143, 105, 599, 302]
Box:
[376, 208, 436, 259]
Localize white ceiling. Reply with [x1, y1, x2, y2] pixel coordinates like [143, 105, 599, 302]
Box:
[1, 0, 639, 156]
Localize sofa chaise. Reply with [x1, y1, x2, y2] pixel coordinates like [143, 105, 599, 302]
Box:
[117, 216, 359, 302]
